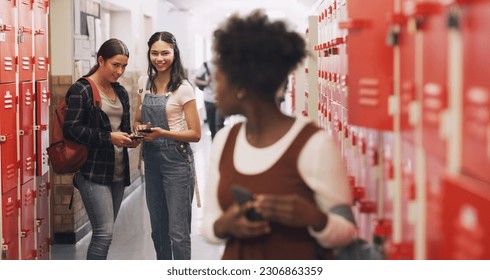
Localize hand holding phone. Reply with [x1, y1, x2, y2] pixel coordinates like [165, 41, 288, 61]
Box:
[231, 185, 263, 221]
[138, 128, 153, 133]
[129, 135, 144, 140]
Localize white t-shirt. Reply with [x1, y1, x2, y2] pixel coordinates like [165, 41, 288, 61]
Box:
[138, 76, 195, 131]
[201, 116, 356, 248]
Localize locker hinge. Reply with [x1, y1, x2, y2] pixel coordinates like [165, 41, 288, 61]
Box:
[447, 9, 460, 29]
[386, 27, 399, 47]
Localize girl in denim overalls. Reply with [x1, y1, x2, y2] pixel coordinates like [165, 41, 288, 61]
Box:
[134, 32, 201, 260]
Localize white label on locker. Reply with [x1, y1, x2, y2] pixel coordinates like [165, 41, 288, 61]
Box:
[0, 33, 5, 42]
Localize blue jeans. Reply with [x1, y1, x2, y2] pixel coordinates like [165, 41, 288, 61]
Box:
[143, 140, 194, 260]
[75, 172, 125, 260]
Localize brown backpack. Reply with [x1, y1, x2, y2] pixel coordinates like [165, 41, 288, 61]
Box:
[47, 77, 101, 174]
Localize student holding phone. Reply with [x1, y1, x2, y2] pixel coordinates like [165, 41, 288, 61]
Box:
[133, 31, 201, 260]
[64, 38, 141, 259]
[202, 11, 355, 259]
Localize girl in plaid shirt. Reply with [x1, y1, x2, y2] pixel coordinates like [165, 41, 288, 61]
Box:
[63, 38, 141, 259]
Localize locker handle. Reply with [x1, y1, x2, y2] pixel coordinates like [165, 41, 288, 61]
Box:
[0, 135, 6, 142]
[35, 29, 45, 35]
[21, 229, 32, 238]
[338, 19, 370, 30]
[0, 24, 13, 32]
[19, 26, 32, 34]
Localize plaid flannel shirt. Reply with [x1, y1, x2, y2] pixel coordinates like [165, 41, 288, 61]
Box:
[62, 78, 132, 186]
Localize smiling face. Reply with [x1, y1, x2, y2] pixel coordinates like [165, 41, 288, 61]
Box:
[98, 54, 128, 83]
[149, 40, 174, 73]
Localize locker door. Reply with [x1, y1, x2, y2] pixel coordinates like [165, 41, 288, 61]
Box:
[340, 0, 394, 130]
[425, 153, 445, 259]
[0, 83, 17, 193]
[419, 2, 448, 160]
[2, 187, 19, 260]
[399, 0, 417, 136]
[0, 0, 16, 83]
[36, 80, 49, 176]
[18, 0, 33, 81]
[19, 82, 35, 184]
[36, 173, 49, 260]
[33, 0, 49, 80]
[20, 180, 35, 260]
[460, 1, 490, 184]
[441, 175, 490, 259]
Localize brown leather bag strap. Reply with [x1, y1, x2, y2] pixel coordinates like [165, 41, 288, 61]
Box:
[81, 77, 102, 108]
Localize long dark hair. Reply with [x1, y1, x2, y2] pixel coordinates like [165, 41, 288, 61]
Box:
[86, 38, 130, 76]
[146, 31, 187, 92]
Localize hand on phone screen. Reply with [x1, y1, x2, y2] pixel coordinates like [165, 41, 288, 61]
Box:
[231, 185, 263, 221]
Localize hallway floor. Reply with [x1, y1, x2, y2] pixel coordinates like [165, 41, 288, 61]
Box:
[51, 123, 225, 260]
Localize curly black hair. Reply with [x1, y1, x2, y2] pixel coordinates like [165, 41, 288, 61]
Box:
[212, 10, 307, 102]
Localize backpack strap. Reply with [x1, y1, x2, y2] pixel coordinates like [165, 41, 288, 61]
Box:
[81, 77, 102, 108]
[80, 77, 102, 128]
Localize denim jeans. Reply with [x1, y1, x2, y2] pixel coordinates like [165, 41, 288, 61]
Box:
[143, 140, 194, 260]
[74, 172, 125, 260]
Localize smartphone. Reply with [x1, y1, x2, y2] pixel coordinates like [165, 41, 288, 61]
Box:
[231, 185, 263, 221]
[129, 135, 144, 140]
[138, 128, 153, 133]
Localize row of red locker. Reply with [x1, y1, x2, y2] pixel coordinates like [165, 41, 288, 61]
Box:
[2, 173, 50, 260]
[0, 0, 49, 83]
[314, 0, 490, 184]
[1, 80, 50, 194]
[301, 0, 490, 259]
[1, 0, 51, 260]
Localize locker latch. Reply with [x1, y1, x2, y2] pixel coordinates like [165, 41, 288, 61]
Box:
[2, 245, 7, 260]
[0, 135, 6, 143]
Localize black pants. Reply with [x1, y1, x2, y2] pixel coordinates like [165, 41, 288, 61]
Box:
[204, 101, 224, 139]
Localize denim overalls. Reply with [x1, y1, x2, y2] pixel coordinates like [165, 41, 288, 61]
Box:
[141, 91, 195, 260]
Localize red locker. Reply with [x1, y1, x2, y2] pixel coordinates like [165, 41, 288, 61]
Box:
[2, 187, 19, 260]
[340, 0, 394, 130]
[441, 175, 490, 259]
[0, 83, 17, 193]
[36, 80, 49, 176]
[460, 1, 490, 184]
[417, 1, 448, 160]
[19, 82, 35, 184]
[20, 180, 35, 260]
[18, 0, 33, 82]
[0, 0, 16, 83]
[33, 0, 49, 80]
[425, 153, 445, 259]
[399, 0, 417, 135]
[36, 173, 50, 260]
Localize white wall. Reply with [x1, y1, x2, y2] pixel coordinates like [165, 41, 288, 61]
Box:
[50, 0, 74, 76]
[49, 0, 215, 76]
